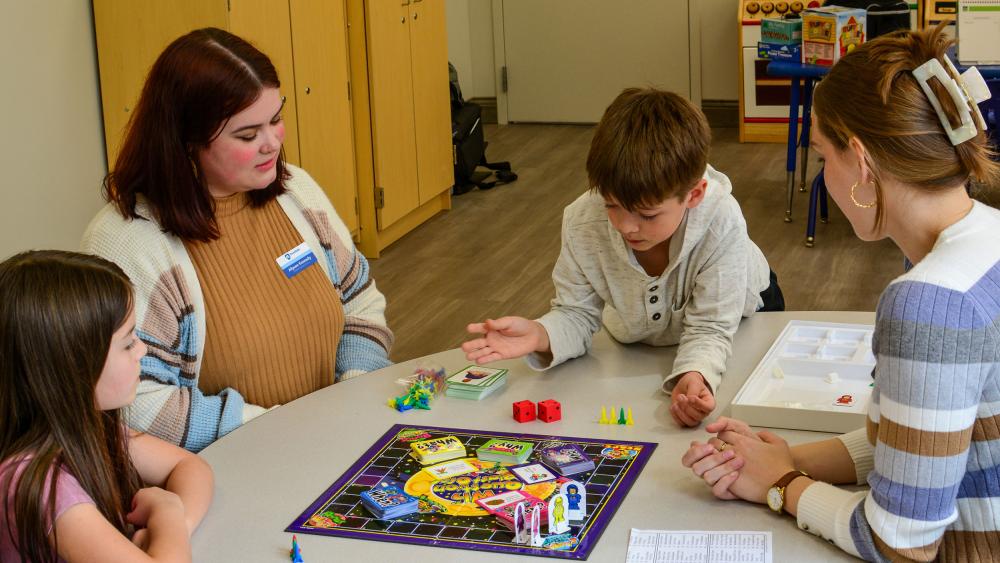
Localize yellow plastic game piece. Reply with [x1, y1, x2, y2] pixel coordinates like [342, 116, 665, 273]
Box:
[626, 407, 634, 426]
[598, 406, 609, 424]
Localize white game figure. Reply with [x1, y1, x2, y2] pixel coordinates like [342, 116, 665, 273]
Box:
[530, 504, 543, 547]
[560, 480, 587, 521]
[547, 493, 570, 534]
[513, 502, 528, 545]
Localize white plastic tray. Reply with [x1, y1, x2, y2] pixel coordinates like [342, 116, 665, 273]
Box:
[730, 320, 875, 433]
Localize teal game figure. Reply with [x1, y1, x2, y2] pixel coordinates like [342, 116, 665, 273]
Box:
[289, 534, 304, 562]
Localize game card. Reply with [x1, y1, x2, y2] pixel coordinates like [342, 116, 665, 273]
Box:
[447, 365, 506, 388]
[423, 459, 477, 480]
[508, 463, 558, 485]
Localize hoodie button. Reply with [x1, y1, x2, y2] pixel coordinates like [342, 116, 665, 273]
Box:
[649, 285, 659, 292]
[652, 313, 661, 321]
[649, 295, 659, 304]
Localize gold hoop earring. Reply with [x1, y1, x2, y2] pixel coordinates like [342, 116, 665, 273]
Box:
[850, 181, 876, 209]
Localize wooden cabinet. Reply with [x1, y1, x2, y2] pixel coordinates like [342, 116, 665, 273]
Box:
[351, 0, 453, 252]
[93, 0, 453, 256]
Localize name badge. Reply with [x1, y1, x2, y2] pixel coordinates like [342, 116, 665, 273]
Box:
[275, 242, 317, 279]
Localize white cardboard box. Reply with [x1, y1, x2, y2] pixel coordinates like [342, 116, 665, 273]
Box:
[730, 320, 875, 433]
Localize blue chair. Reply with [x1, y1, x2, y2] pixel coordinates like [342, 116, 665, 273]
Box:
[984, 78, 1000, 156]
[805, 166, 829, 248]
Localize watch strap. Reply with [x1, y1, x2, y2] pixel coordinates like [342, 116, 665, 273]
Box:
[773, 470, 809, 490]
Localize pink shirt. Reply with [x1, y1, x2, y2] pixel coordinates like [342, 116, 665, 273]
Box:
[1, 457, 94, 562]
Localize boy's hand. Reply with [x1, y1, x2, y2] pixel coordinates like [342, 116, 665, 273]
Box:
[670, 371, 715, 427]
[462, 317, 550, 364]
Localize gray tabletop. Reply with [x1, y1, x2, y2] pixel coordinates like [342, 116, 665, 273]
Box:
[192, 311, 873, 562]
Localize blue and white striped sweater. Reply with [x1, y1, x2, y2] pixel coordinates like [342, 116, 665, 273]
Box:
[797, 201, 1000, 562]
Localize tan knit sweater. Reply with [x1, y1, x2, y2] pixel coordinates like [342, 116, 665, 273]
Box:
[185, 193, 344, 407]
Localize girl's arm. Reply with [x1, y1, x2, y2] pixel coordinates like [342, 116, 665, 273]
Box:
[53, 494, 190, 563]
[129, 430, 214, 535]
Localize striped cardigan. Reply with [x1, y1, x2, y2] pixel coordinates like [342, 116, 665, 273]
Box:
[82, 165, 393, 452]
[796, 201, 1000, 562]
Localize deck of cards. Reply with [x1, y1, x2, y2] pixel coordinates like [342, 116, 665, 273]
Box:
[445, 365, 508, 400]
[475, 439, 533, 464]
[538, 443, 595, 476]
[409, 435, 467, 465]
[360, 481, 419, 519]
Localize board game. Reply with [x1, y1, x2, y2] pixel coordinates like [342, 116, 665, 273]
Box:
[287, 424, 656, 559]
[730, 320, 876, 433]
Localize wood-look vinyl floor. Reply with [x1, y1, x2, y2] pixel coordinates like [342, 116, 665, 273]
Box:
[370, 124, 905, 363]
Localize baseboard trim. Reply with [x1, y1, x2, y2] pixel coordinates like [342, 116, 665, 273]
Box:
[468, 97, 497, 124]
[702, 99, 738, 128]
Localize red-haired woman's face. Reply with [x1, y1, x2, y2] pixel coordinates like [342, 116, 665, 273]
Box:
[197, 87, 285, 198]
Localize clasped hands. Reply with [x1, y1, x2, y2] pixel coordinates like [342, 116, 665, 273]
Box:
[681, 417, 796, 504]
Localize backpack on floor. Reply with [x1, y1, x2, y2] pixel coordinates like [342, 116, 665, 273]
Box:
[449, 63, 517, 194]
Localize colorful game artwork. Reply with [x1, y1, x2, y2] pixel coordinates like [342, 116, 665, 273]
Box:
[287, 424, 656, 560]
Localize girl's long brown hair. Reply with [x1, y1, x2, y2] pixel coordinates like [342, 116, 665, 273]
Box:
[0, 251, 142, 562]
[813, 24, 998, 229]
[104, 27, 288, 242]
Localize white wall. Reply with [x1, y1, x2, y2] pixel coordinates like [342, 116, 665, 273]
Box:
[447, 0, 495, 99]
[446, 1, 474, 96]
[1, 1, 107, 259]
[700, 0, 739, 101]
[448, 0, 740, 102]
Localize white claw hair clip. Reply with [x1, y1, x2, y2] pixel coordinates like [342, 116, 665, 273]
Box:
[912, 57, 991, 146]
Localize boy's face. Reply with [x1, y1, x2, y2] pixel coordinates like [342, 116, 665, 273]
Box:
[604, 180, 707, 252]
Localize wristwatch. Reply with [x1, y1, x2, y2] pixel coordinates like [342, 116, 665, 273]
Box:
[766, 470, 809, 514]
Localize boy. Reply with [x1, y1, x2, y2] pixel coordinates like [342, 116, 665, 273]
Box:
[462, 88, 781, 427]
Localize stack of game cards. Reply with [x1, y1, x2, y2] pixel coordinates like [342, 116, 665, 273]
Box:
[538, 443, 595, 476]
[360, 481, 419, 519]
[409, 435, 466, 465]
[476, 438, 533, 464]
[475, 491, 548, 531]
[445, 365, 508, 400]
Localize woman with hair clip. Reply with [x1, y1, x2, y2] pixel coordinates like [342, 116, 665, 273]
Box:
[681, 26, 999, 561]
[83, 28, 393, 453]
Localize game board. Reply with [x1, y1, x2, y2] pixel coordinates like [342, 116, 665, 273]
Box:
[730, 320, 876, 433]
[287, 424, 656, 560]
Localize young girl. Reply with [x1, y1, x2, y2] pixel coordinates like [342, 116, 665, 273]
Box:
[0, 251, 213, 562]
[682, 27, 999, 561]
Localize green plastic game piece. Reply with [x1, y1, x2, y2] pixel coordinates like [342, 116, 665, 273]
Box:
[617, 407, 626, 425]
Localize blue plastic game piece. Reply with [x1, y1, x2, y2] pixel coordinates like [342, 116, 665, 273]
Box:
[289, 534, 304, 562]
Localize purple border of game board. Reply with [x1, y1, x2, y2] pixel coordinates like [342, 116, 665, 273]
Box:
[286, 424, 657, 560]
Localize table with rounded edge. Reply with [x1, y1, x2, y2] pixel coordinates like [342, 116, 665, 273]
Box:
[192, 311, 873, 562]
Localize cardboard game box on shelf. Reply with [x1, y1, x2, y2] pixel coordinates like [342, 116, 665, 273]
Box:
[802, 6, 866, 66]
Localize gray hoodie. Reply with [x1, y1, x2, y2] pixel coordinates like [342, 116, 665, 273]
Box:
[528, 165, 770, 394]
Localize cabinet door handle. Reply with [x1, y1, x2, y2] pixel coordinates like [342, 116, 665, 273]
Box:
[305, 87, 311, 94]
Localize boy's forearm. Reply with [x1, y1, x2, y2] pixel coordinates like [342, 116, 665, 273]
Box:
[165, 456, 214, 535]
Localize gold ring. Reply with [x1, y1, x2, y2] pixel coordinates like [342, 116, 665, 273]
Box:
[718, 442, 728, 452]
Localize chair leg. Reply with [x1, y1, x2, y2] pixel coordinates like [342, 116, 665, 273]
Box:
[798, 79, 815, 193]
[819, 180, 829, 223]
[805, 168, 825, 248]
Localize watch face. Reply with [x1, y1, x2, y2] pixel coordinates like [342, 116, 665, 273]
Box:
[767, 487, 783, 511]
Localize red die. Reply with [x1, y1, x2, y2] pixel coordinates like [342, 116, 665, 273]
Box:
[512, 400, 536, 423]
[537, 399, 561, 423]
